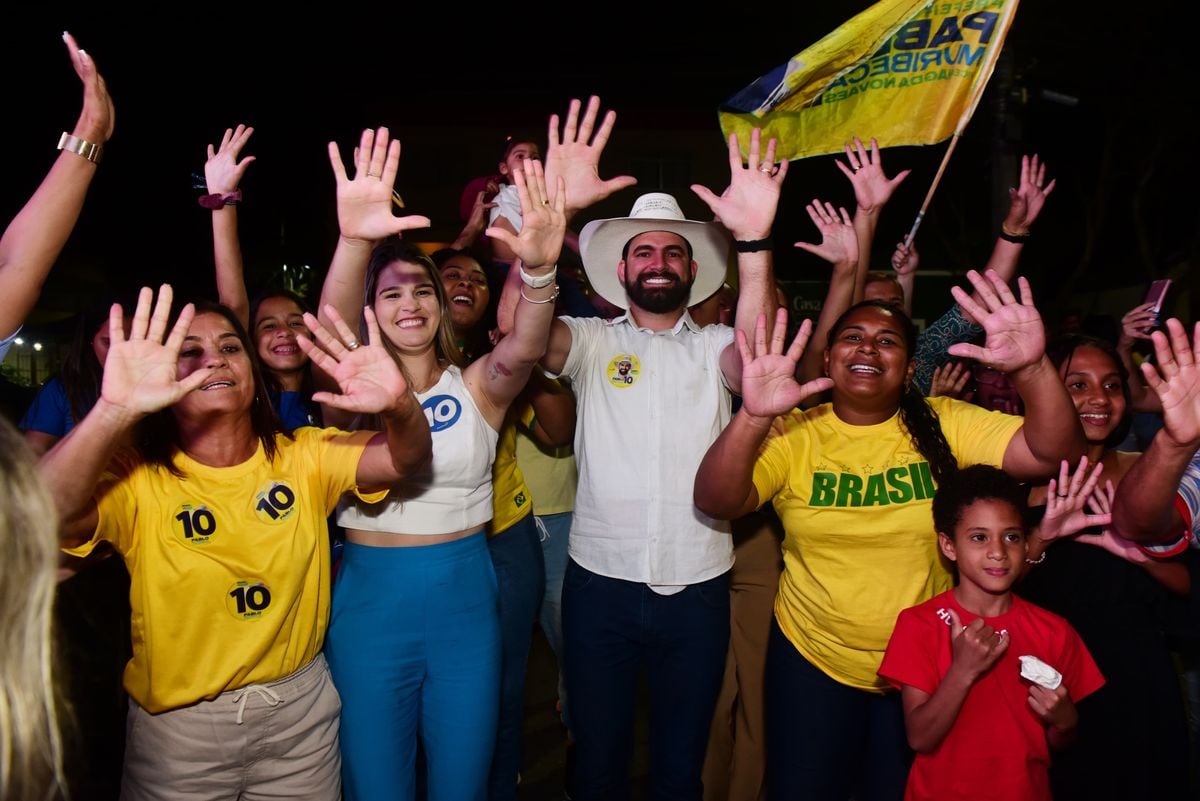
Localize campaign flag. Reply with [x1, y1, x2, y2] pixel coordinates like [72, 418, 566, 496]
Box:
[719, 0, 1019, 160]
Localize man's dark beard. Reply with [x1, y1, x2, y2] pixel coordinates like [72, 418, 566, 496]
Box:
[624, 272, 692, 314]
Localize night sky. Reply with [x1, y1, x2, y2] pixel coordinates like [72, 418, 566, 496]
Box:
[3, 6, 1196, 338]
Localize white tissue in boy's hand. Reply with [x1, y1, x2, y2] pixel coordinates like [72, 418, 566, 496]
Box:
[1019, 655, 1062, 690]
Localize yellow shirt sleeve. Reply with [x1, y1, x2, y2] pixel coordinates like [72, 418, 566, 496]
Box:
[929, 396, 1025, 469]
[64, 450, 141, 558]
[751, 412, 801, 510]
[301, 427, 390, 512]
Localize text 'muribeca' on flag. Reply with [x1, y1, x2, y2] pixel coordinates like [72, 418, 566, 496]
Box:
[719, 0, 1019, 160]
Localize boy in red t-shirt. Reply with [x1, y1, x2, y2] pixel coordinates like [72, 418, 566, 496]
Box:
[879, 463, 1107, 801]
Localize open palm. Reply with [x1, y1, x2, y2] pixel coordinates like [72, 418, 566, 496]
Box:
[835, 137, 910, 213]
[300, 307, 409, 415]
[1038, 457, 1112, 543]
[739, 309, 833, 419]
[484, 159, 566, 270]
[948, 271, 1045, 373]
[692, 129, 786, 240]
[328, 127, 430, 242]
[794, 200, 856, 265]
[543, 96, 636, 216]
[205, 124, 255, 194]
[101, 286, 212, 415]
[1003, 154, 1055, 233]
[1142, 319, 1200, 446]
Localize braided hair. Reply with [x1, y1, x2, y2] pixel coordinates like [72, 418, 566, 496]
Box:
[828, 300, 959, 486]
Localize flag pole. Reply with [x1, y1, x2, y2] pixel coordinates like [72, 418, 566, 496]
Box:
[903, 0, 1021, 246]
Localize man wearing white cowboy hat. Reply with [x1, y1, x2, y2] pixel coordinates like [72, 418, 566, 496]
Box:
[516, 96, 791, 800]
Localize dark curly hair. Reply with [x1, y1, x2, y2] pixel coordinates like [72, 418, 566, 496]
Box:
[932, 464, 1029, 537]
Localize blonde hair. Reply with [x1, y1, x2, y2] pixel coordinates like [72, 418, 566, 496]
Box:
[0, 418, 64, 801]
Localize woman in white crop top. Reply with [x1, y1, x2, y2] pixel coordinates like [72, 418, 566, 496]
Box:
[314, 127, 565, 801]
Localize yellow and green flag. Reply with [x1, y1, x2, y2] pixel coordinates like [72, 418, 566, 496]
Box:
[720, 0, 1019, 160]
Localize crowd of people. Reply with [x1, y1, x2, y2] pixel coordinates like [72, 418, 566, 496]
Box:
[3, 33, 1200, 801]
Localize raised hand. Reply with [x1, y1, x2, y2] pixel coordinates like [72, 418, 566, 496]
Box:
[1120, 302, 1157, 344]
[1036, 457, 1112, 543]
[738, 308, 833, 419]
[693, 129, 787, 240]
[328, 127, 431, 244]
[484, 158, 566, 270]
[100, 286, 210, 416]
[298, 305, 410, 416]
[947, 270, 1045, 373]
[205, 125, 256, 194]
[891, 239, 919, 279]
[63, 32, 114, 144]
[1003, 155, 1055, 235]
[793, 200, 856, 265]
[835, 137, 910, 215]
[465, 190, 497, 234]
[929, 361, 972, 400]
[1141, 318, 1200, 447]
[946, 608, 1008, 682]
[543, 96, 636, 217]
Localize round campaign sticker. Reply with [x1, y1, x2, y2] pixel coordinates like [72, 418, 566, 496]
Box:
[606, 353, 641, 388]
[254, 481, 298, 524]
[173, 503, 217, 544]
[422, 394, 462, 432]
[226, 581, 272, 621]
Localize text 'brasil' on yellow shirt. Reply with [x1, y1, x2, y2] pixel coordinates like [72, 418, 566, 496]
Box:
[752, 397, 1023, 691]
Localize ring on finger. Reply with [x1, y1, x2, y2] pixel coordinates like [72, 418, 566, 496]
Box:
[365, 172, 379, 179]
[759, 164, 773, 173]
[347, 341, 361, 351]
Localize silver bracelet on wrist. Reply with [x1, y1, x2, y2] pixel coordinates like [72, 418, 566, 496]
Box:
[519, 285, 560, 304]
[58, 132, 103, 164]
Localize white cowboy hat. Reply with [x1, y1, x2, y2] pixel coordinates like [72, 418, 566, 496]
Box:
[579, 193, 733, 310]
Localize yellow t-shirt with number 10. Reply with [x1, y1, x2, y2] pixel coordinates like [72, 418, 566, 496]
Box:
[752, 397, 1023, 692]
[66, 427, 385, 713]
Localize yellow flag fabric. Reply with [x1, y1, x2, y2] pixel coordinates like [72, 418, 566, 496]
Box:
[720, 0, 1019, 160]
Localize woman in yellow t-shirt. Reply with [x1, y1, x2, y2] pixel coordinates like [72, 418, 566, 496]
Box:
[695, 270, 1084, 801]
[39, 287, 431, 800]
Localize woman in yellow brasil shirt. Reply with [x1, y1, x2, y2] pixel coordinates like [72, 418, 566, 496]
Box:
[694, 269, 1084, 801]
